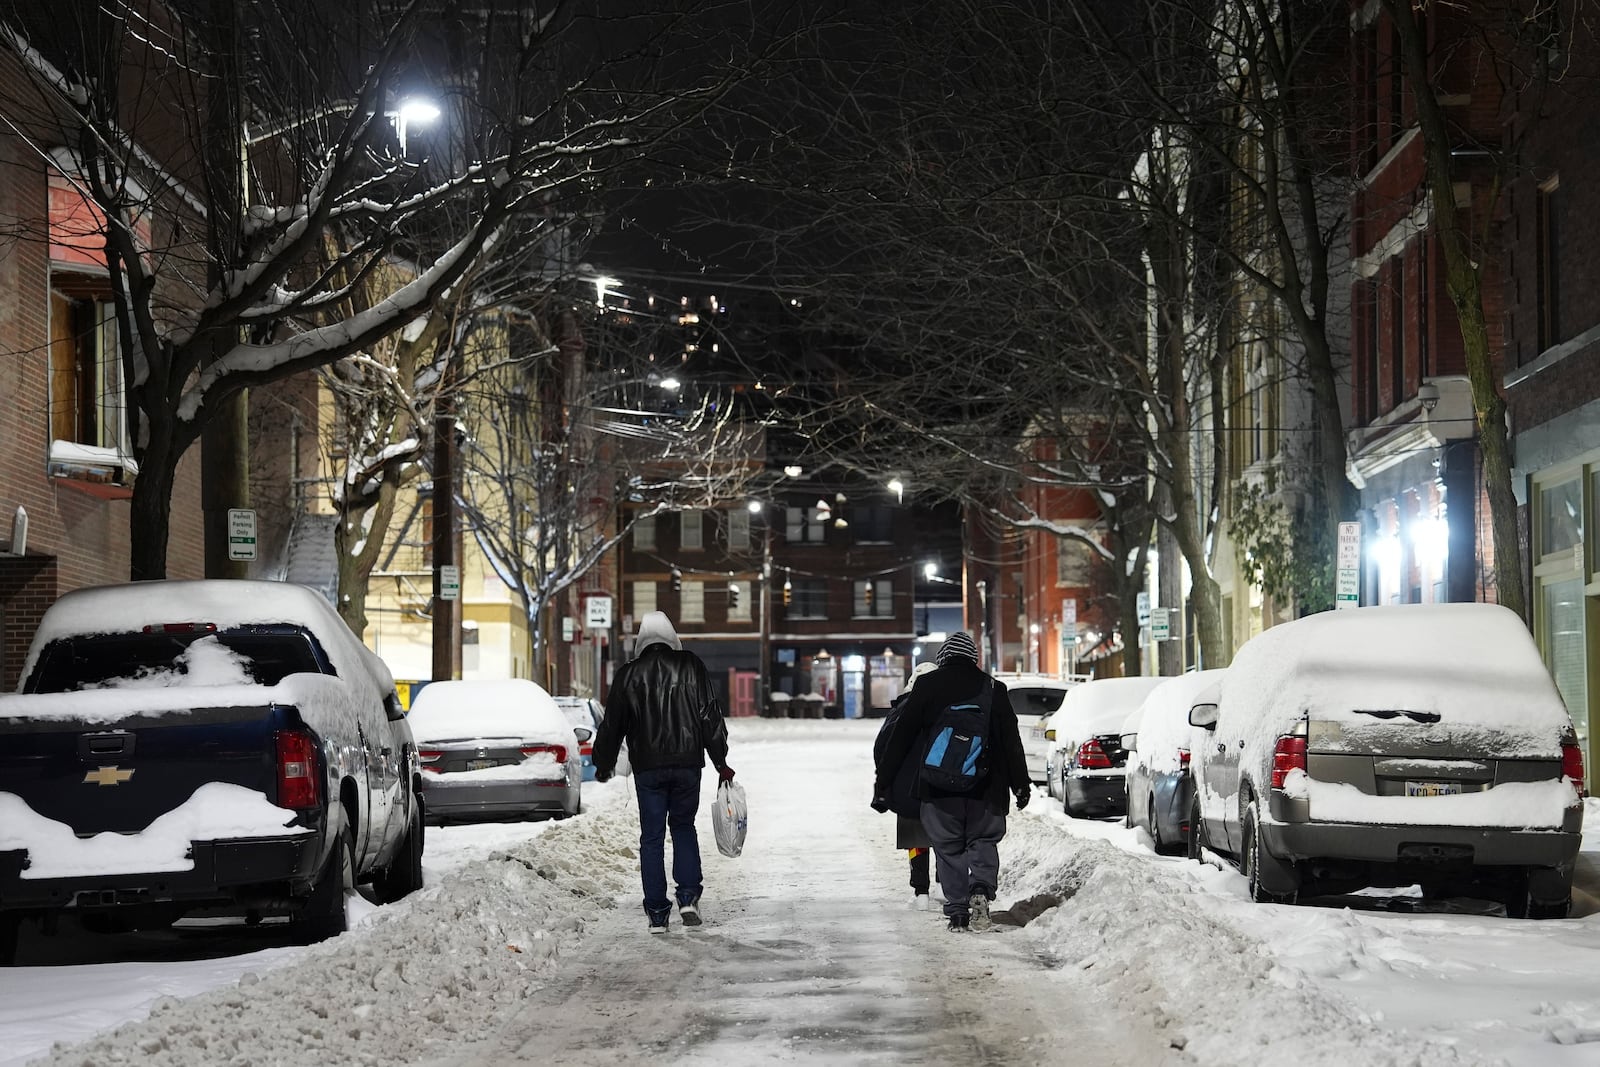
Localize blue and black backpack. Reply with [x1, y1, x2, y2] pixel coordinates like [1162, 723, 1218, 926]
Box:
[920, 680, 994, 793]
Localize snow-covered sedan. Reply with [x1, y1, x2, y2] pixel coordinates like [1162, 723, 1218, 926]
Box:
[1191, 604, 1584, 917]
[553, 696, 604, 781]
[1044, 676, 1166, 817]
[993, 672, 1080, 784]
[411, 680, 582, 822]
[1123, 670, 1223, 854]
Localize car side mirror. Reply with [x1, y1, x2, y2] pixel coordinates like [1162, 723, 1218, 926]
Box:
[573, 726, 594, 743]
[1120, 733, 1137, 751]
[1188, 702, 1219, 730]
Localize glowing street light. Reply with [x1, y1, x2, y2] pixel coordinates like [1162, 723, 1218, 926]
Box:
[783, 465, 804, 478]
[923, 562, 938, 580]
[747, 499, 764, 513]
[659, 376, 681, 391]
[592, 275, 619, 307]
[888, 477, 905, 502]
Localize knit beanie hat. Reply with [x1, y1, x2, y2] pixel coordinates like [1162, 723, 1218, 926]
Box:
[936, 630, 979, 666]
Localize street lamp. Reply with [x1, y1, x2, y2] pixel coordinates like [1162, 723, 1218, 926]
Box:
[888, 477, 905, 502]
[393, 96, 441, 154]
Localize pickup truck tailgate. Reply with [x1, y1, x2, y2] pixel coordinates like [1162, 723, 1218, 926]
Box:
[0, 706, 283, 835]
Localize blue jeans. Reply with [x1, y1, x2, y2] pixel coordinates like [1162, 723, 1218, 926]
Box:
[634, 767, 703, 918]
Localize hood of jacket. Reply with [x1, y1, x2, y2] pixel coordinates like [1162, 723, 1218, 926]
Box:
[634, 611, 683, 654]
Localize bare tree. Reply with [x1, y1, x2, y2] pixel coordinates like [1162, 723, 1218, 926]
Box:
[0, 0, 754, 579]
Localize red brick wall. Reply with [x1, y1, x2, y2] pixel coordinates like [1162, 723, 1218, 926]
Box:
[0, 556, 57, 691]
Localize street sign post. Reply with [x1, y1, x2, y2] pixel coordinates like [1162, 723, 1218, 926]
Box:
[438, 564, 460, 602]
[226, 508, 257, 562]
[1336, 521, 1362, 610]
[585, 595, 613, 630]
[1150, 607, 1171, 642]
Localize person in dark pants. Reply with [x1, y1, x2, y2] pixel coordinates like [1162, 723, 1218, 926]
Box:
[874, 661, 939, 907]
[873, 631, 1029, 932]
[593, 611, 733, 933]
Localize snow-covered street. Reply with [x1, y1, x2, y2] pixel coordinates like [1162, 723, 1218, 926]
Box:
[6, 719, 1600, 1066]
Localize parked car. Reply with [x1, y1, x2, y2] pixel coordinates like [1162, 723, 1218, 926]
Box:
[553, 696, 604, 781]
[410, 680, 582, 822]
[1045, 676, 1166, 817]
[1189, 604, 1584, 917]
[993, 672, 1084, 784]
[0, 579, 425, 964]
[1123, 670, 1224, 854]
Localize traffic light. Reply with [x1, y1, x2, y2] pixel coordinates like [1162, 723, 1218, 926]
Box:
[728, 582, 740, 611]
[671, 566, 683, 592]
[782, 576, 792, 606]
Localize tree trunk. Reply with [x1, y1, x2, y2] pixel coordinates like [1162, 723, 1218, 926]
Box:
[334, 478, 399, 637]
[129, 445, 177, 582]
[1386, 0, 1527, 620]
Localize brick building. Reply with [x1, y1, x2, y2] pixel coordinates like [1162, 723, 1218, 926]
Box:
[1345, 1, 1498, 611]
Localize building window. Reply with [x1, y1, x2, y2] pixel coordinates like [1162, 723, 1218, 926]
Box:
[632, 514, 657, 551]
[1364, 275, 1382, 421]
[48, 294, 126, 453]
[1057, 535, 1095, 587]
[1533, 472, 1592, 764]
[632, 580, 657, 617]
[680, 510, 703, 550]
[1537, 177, 1562, 351]
[785, 505, 825, 544]
[1541, 476, 1582, 556]
[727, 507, 751, 550]
[787, 578, 828, 619]
[1391, 259, 1406, 409]
[852, 506, 894, 543]
[681, 580, 704, 623]
[853, 578, 894, 618]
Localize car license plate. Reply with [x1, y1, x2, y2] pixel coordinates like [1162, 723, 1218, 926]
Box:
[466, 758, 498, 771]
[1405, 780, 1462, 797]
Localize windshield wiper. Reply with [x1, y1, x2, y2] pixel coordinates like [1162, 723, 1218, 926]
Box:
[1352, 709, 1442, 724]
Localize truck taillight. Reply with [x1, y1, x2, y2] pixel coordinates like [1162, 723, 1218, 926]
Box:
[141, 622, 218, 634]
[1270, 735, 1307, 790]
[1562, 737, 1586, 798]
[418, 749, 444, 773]
[1075, 739, 1112, 770]
[1178, 748, 1191, 770]
[275, 728, 320, 810]
[521, 743, 568, 764]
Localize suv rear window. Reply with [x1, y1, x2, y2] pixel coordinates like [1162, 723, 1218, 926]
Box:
[1010, 687, 1068, 717]
[26, 628, 326, 693]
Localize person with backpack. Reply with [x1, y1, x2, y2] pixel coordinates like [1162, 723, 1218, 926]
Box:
[873, 661, 939, 907]
[871, 631, 1029, 932]
[594, 611, 734, 934]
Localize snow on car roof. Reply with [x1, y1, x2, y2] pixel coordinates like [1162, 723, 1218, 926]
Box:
[1050, 676, 1168, 737]
[1220, 603, 1572, 759]
[1130, 669, 1225, 774]
[408, 679, 571, 744]
[17, 579, 394, 698]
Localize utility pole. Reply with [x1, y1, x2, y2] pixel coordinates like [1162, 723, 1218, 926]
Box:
[431, 369, 458, 682]
[201, 0, 249, 579]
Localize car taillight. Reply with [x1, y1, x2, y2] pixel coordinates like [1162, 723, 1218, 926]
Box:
[275, 728, 320, 809]
[1271, 735, 1307, 789]
[521, 744, 568, 764]
[579, 742, 594, 757]
[1178, 748, 1191, 771]
[1562, 737, 1586, 797]
[1075, 739, 1112, 770]
[418, 749, 444, 773]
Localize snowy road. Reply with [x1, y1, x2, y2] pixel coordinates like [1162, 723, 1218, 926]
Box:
[6, 719, 1600, 1066]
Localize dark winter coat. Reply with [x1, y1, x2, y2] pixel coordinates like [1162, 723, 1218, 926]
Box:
[873, 692, 925, 821]
[873, 660, 1028, 817]
[594, 644, 730, 776]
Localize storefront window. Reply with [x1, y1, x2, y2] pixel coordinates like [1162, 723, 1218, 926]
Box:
[1541, 477, 1582, 556]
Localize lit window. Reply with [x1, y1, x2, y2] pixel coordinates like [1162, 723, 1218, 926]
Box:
[680, 510, 703, 550]
[681, 581, 704, 623]
[632, 580, 657, 616]
[632, 514, 657, 550]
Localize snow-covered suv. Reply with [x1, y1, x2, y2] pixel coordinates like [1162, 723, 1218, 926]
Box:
[1190, 604, 1584, 917]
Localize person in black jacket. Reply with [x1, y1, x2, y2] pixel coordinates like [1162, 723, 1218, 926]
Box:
[872, 631, 1029, 932]
[873, 661, 939, 905]
[594, 611, 733, 933]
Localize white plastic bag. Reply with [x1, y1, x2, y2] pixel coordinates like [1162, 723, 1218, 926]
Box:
[712, 780, 748, 858]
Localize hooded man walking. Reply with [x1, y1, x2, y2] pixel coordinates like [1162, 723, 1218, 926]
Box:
[872, 632, 1028, 932]
[594, 611, 733, 933]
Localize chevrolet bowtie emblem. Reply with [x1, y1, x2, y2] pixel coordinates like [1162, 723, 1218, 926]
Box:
[83, 766, 135, 787]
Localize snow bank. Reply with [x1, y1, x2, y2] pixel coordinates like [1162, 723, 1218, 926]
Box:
[0, 784, 303, 880]
[1002, 812, 1472, 1066]
[24, 783, 643, 1067]
[1130, 670, 1224, 776]
[408, 679, 570, 745]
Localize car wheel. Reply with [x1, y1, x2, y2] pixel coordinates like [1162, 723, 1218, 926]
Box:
[1506, 867, 1572, 920]
[375, 800, 425, 904]
[1185, 795, 1205, 861]
[1242, 801, 1298, 905]
[0, 914, 21, 966]
[299, 824, 356, 943]
[1148, 794, 1165, 851]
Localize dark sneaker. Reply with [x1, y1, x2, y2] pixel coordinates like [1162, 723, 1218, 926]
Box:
[679, 902, 702, 927]
[647, 911, 670, 934]
[969, 892, 992, 932]
[947, 914, 970, 932]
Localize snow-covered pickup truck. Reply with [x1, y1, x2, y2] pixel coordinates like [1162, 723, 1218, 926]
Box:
[0, 580, 425, 963]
